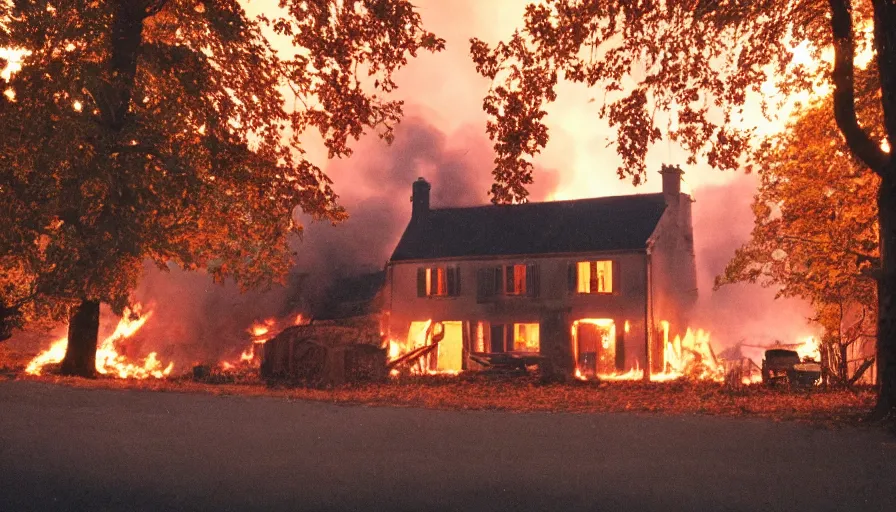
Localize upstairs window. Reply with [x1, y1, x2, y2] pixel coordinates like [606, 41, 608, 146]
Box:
[477, 263, 539, 301]
[504, 264, 527, 295]
[417, 266, 460, 297]
[569, 260, 615, 294]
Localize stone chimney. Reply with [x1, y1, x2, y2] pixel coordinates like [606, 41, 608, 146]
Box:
[659, 164, 684, 205]
[411, 177, 431, 219]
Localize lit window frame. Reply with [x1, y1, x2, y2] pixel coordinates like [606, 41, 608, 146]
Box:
[575, 260, 614, 294]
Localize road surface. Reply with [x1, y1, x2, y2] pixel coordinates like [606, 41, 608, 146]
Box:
[1, 380, 894, 512]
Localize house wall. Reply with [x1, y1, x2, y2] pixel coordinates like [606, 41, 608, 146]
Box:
[647, 192, 699, 372]
[386, 251, 649, 372]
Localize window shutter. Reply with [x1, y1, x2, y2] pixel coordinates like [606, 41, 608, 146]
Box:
[504, 265, 514, 294]
[447, 267, 457, 296]
[612, 260, 620, 295]
[477, 268, 493, 302]
[417, 268, 427, 297]
[454, 266, 461, 296]
[494, 267, 503, 295]
[567, 262, 577, 293]
[476, 268, 486, 302]
[489, 324, 505, 352]
[526, 263, 540, 297]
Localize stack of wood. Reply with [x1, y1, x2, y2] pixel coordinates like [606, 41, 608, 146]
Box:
[260, 324, 387, 386]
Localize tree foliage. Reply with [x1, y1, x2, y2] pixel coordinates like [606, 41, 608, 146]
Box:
[718, 70, 882, 382]
[0, 1, 442, 336]
[470, 0, 875, 202]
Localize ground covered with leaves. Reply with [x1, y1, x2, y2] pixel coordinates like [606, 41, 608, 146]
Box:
[0, 360, 876, 429]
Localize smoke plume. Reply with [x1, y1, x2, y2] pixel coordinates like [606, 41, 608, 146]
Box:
[124, 115, 558, 367]
[690, 173, 816, 347]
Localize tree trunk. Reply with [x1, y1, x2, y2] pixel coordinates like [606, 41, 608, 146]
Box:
[839, 342, 849, 384]
[60, 300, 100, 378]
[57, 4, 148, 375]
[873, 170, 896, 419]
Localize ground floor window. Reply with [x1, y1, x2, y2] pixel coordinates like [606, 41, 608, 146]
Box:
[486, 322, 540, 353]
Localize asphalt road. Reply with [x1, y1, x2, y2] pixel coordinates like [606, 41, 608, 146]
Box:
[1, 380, 894, 512]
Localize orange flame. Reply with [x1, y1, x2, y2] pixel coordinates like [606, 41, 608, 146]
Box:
[386, 320, 460, 376]
[794, 335, 821, 361]
[25, 305, 173, 379]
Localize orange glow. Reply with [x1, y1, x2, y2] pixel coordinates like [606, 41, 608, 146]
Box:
[24, 337, 67, 376]
[25, 305, 174, 379]
[388, 319, 433, 365]
[387, 320, 459, 376]
[658, 326, 722, 382]
[794, 336, 821, 361]
[572, 318, 616, 378]
[224, 312, 307, 369]
[249, 321, 272, 338]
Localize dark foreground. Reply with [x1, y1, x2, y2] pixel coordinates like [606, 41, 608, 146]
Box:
[1, 380, 894, 512]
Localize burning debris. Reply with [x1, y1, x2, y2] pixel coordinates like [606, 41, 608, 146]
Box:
[218, 314, 309, 372]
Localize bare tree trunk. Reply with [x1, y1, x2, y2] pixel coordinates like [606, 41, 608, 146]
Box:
[873, 169, 896, 419]
[839, 342, 849, 384]
[60, 300, 100, 377]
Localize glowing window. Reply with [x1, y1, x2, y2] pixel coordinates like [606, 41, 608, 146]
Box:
[512, 323, 540, 352]
[488, 323, 540, 353]
[504, 264, 527, 295]
[576, 260, 613, 294]
[417, 266, 460, 297]
[426, 268, 447, 296]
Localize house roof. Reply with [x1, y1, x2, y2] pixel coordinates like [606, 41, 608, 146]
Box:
[390, 193, 668, 261]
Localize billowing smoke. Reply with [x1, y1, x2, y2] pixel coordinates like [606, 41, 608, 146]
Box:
[690, 173, 816, 347]
[121, 115, 558, 366]
[288, 115, 558, 310]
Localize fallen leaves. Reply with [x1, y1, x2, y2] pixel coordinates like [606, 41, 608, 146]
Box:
[14, 369, 878, 429]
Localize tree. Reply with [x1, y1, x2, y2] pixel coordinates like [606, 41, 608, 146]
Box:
[717, 77, 881, 385]
[471, 0, 896, 418]
[0, 0, 442, 376]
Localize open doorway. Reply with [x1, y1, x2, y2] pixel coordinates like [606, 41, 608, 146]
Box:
[403, 320, 463, 373]
[435, 321, 463, 372]
[572, 319, 616, 377]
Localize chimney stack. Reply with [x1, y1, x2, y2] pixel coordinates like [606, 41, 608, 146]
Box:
[411, 177, 431, 219]
[659, 164, 684, 204]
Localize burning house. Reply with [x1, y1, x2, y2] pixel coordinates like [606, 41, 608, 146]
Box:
[384, 166, 698, 378]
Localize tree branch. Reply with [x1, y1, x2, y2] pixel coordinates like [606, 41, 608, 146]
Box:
[828, 0, 889, 174]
